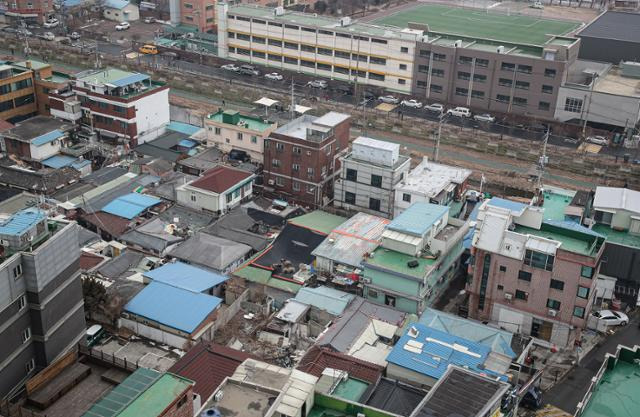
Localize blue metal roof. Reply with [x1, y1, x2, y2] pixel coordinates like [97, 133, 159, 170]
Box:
[102, 193, 161, 220]
[543, 219, 604, 238]
[386, 203, 449, 237]
[167, 121, 201, 136]
[42, 155, 77, 169]
[109, 73, 150, 88]
[72, 159, 92, 170]
[178, 139, 197, 148]
[124, 281, 221, 333]
[294, 286, 355, 315]
[419, 308, 515, 358]
[31, 130, 64, 146]
[103, 0, 129, 9]
[487, 198, 527, 214]
[0, 208, 46, 236]
[387, 322, 507, 381]
[143, 261, 228, 293]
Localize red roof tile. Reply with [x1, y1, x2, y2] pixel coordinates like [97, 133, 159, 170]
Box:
[0, 120, 14, 133]
[297, 346, 383, 384]
[189, 165, 253, 194]
[168, 342, 254, 400]
[80, 252, 105, 271]
[81, 211, 131, 237]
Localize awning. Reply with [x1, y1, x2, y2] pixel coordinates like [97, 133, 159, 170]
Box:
[375, 103, 397, 112]
[254, 97, 279, 107]
[294, 105, 312, 114]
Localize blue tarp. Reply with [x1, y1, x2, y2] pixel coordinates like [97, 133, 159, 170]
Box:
[102, 193, 161, 220]
[167, 121, 201, 136]
[32, 130, 64, 146]
[143, 261, 228, 293]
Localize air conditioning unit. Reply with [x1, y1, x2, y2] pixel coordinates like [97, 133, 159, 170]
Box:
[362, 277, 371, 284]
[454, 39, 462, 48]
[268, 179, 275, 185]
[504, 292, 513, 300]
[0, 239, 8, 246]
[548, 309, 557, 317]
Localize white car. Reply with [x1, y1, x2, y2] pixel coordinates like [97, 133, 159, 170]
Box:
[265, 72, 283, 81]
[378, 95, 400, 104]
[592, 310, 628, 326]
[425, 103, 444, 113]
[530, 1, 544, 9]
[447, 107, 471, 117]
[70, 31, 80, 40]
[43, 18, 59, 28]
[401, 99, 423, 109]
[41, 32, 55, 41]
[586, 135, 608, 146]
[143, 17, 156, 24]
[473, 113, 496, 123]
[115, 22, 130, 31]
[307, 80, 328, 89]
[221, 63, 239, 72]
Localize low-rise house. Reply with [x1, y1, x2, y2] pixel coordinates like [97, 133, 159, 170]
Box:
[205, 109, 277, 162]
[103, 0, 140, 22]
[176, 165, 254, 215]
[169, 232, 252, 274]
[120, 217, 184, 256]
[362, 203, 469, 314]
[1, 116, 72, 164]
[101, 192, 163, 220]
[143, 260, 229, 297]
[204, 207, 270, 253]
[394, 158, 471, 218]
[294, 286, 355, 324]
[176, 147, 222, 176]
[334, 137, 411, 219]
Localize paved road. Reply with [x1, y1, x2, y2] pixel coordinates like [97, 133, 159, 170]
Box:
[544, 315, 640, 414]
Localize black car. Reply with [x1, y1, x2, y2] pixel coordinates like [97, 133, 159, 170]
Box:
[520, 387, 543, 410]
[334, 85, 353, 95]
[229, 149, 250, 163]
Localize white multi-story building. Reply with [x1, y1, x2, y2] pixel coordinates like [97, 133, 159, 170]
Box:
[334, 136, 410, 218]
[217, 3, 425, 94]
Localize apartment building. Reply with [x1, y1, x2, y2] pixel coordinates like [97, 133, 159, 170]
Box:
[205, 109, 277, 162]
[3, 0, 55, 24]
[217, 4, 424, 94]
[263, 111, 350, 207]
[181, 0, 216, 32]
[65, 68, 170, 146]
[334, 136, 410, 219]
[0, 63, 37, 124]
[0, 210, 85, 399]
[468, 199, 605, 346]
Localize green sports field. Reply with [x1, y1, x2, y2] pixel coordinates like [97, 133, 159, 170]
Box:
[372, 4, 580, 46]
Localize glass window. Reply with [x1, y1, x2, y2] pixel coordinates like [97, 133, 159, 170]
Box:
[550, 279, 564, 291]
[478, 254, 491, 310]
[577, 286, 590, 299]
[545, 68, 557, 78]
[252, 36, 265, 44]
[369, 73, 385, 81]
[317, 63, 331, 71]
[346, 168, 357, 181]
[430, 84, 443, 93]
[293, 181, 300, 191]
[398, 79, 406, 85]
[517, 64, 532, 74]
[515, 290, 528, 300]
[518, 270, 532, 281]
[455, 87, 468, 96]
[458, 56, 473, 65]
[268, 39, 282, 47]
[400, 47, 409, 53]
[318, 47, 332, 56]
[399, 64, 407, 70]
[473, 74, 486, 83]
[471, 90, 485, 99]
[499, 265, 507, 272]
[513, 97, 527, 107]
[370, 57, 386, 65]
[335, 50, 350, 59]
[515, 81, 530, 90]
[547, 299, 561, 310]
[433, 53, 446, 61]
[284, 41, 298, 50]
[458, 71, 471, 80]
[285, 24, 299, 30]
[268, 54, 281, 62]
[564, 97, 583, 113]
[402, 193, 411, 202]
[496, 94, 510, 103]
[369, 198, 381, 211]
[501, 62, 515, 71]
[542, 85, 553, 94]
[573, 306, 585, 318]
[431, 68, 444, 77]
[539, 101, 550, 111]
[284, 56, 297, 65]
[371, 174, 382, 187]
[476, 59, 489, 68]
[301, 45, 315, 53]
[345, 192, 356, 204]
[524, 249, 554, 271]
[498, 78, 512, 87]
[581, 266, 594, 278]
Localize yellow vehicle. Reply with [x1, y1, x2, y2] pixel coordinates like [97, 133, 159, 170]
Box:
[139, 44, 158, 55]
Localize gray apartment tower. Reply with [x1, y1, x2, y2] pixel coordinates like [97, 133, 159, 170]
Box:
[0, 207, 85, 399]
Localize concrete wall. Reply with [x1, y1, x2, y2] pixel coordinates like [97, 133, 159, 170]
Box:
[555, 84, 640, 128]
[120, 318, 190, 348]
[205, 119, 273, 163]
[177, 185, 221, 213]
[135, 88, 170, 144]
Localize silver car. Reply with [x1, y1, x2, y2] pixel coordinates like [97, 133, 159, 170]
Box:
[378, 95, 400, 104]
[586, 135, 608, 146]
[307, 80, 328, 89]
[424, 103, 444, 113]
[473, 113, 495, 123]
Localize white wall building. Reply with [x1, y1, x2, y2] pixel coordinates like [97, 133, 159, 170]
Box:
[103, 0, 140, 22]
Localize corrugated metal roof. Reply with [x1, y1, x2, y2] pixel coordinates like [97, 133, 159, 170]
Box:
[167, 121, 202, 136]
[102, 193, 161, 219]
[109, 73, 149, 87]
[594, 186, 640, 215]
[72, 160, 92, 170]
[0, 208, 45, 236]
[488, 197, 528, 215]
[294, 286, 355, 315]
[386, 322, 504, 381]
[124, 281, 221, 333]
[69, 173, 137, 206]
[31, 130, 64, 146]
[386, 202, 448, 237]
[276, 299, 310, 323]
[178, 139, 197, 148]
[287, 211, 347, 235]
[41, 155, 77, 169]
[103, 0, 129, 9]
[144, 261, 228, 292]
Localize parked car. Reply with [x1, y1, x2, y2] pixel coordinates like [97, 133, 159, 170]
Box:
[401, 99, 423, 109]
[229, 149, 251, 163]
[139, 44, 158, 54]
[307, 79, 328, 89]
[70, 31, 80, 40]
[16, 28, 32, 36]
[363, 90, 376, 100]
[473, 113, 495, 123]
[447, 107, 472, 117]
[143, 17, 156, 23]
[221, 63, 239, 72]
[424, 103, 444, 113]
[465, 189, 482, 202]
[161, 51, 179, 59]
[378, 95, 400, 104]
[564, 137, 579, 144]
[586, 135, 608, 146]
[334, 85, 353, 95]
[520, 387, 543, 410]
[115, 22, 130, 31]
[530, 1, 544, 9]
[43, 18, 59, 28]
[265, 72, 283, 81]
[592, 309, 629, 326]
[239, 64, 259, 76]
[85, 324, 105, 347]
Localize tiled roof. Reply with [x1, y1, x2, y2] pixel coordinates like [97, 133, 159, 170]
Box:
[168, 342, 254, 400]
[189, 165, 253, 194]
[80, 252, 105, 271]
[81, 211, 131, 237]
[297, 346, 383, 384]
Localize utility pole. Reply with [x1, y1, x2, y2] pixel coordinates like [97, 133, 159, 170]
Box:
[582, 72, 598, 137]
[536, 128, 550, 192]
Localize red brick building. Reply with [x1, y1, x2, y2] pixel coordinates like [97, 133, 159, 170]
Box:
[4, 0, 55, 24]
[263, 111, 351, 207]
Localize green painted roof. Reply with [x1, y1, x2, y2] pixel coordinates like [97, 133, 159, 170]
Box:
[288, 211, 347, 235]
[118, 373, 192, 417]
[514, 223, 600, 257]
[13, 60, 50, 70]
[208, 109, 274, 133]
[234, 265, 302, 293]
[365, 247, 437, 279]
[541, 189, 575, 222]
[592, 224, 640, 249]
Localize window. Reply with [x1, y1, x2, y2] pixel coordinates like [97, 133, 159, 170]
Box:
[284, 56, 298, 65]
[497, 284, 504, 291]
[335, 50, 350, 59]
[418, 65, 428, 73]
[236, 48, 250, 56]
[351, 69, 366, 78]
[0, 84, 10, 94]
[236, 132, 243, 141]
[318, 47, 332, 56]
[398, 79, 406, 85]
[276, 177, 284, 187]
[337, 33, 351, 39]
[517, 64, 532, 74]
[346, 168, 357, 181]
[291, 146, 301, 155]
[524, 250, 554, 271]
[458, 71, 471, 81]
[284, 41, 298, 50]
[518, 270, 532, 282]
[292, 163, 300, 172]
[545, 68, 556, 78]
[14, 94, 35, 107]
[471, 90, 485, 99]
[345, 191, 356, 204]
[372, 38, 387, 45]
[501, 62, 515, 71]
[573, 306, 585, 318]
[285, 24, 299, 30]
[594, 210, 613, 226]
[513, 97, 527, 107]
[542, 85, 553, 94]
[476, 58, 489, 68]
[577, 286, 590, 299]
[499, 265, 507, 272]
[431, 68, 444, 77]
[237, 33, 250, 41]
[399, 64, 407, 70]
[546, 299, 561, 310]
[473, 74, 487, 83]
[276, 142, 284, 152]
[498, 78, 512, 87]
[18, 295, 26, 310]
[301, 27, 316, 33]
[369, 198, 381, 211]
[177, 395, 187, 409]
[268, 39, 282, 47]
[417, 81, 427, 89]
[515, 81, 530, 90]
[430, 84, 443, 93]
[402, 193, 411, 202]
[459, 56, 473, 65]
[271, 159, 280, 167]
[226, 193, 233, 203]
[307, 167, 314, 178]
[419, 49, 430, 58]
[515, 290, 528, 301]
[496, 94, 510, 103]
[227, 31, 235, 38]
[352, 54, 367, 62]
[581, 266, 594, 278]
[368, 289, 379, 298]
[252, 36, 265, 44]
[564, 97, 583, 113]
[22, 327, 31, 343]
[317, 63, 331, 71]
[539, 101, 550, 111]
[478, 254, 491, 310]
[455, 87, 468, 96]
[268, 21, 282, 27]
[206, 4, 214, 10]
[307, 184, 315, 194]
[370, 57, 386, 65]
[369, 73, 385, 81]
[301, 44, 315, 53]
[371, 174, 382, 188]
[13, 264, 22, 279]
[550, 279, 565, 291]
[0, 99, 14, 112]
[293, 182, 300, 191]
[301, 59, 315, 68]
[13, 78, 32, 90]
[25, 358, 35, 373]
[433, 53, 446, 61]
[190, 194, 197, 202]
[400, 47, 409, 53]
[319, 30, 333, 35]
